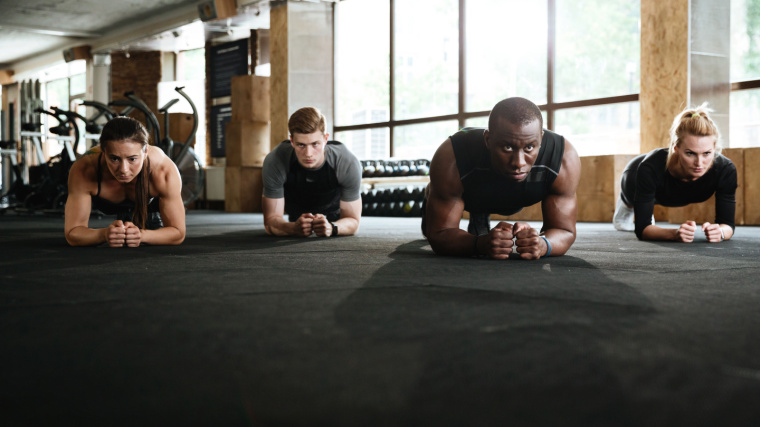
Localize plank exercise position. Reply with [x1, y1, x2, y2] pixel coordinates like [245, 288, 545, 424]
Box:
[262, 107, 362, 237]
[614, 105, 737, 242]
[423, 97, 581, 259]
[65, 117, 186, 247]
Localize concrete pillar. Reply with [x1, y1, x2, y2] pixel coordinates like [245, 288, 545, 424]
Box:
[640, 0, 730, 154]
[270, 0, 334, 149]
[87, 53, 111, 106]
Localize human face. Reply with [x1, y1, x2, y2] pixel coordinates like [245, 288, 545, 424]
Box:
[484, 118, 543, 182]
[291, 131, 328, 170]
[103, 140, 146, 184]
[673, 134, 716, 181]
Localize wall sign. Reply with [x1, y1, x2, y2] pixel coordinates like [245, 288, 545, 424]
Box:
[209, 39, 249, 99]
[210, 104, 232, 158]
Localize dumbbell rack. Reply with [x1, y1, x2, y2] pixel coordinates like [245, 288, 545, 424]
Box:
[360, 158, 430, 217]
[361, 175, 429, 217]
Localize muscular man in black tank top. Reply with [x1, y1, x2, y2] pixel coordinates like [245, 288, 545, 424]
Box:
[423, 97, 581, 260]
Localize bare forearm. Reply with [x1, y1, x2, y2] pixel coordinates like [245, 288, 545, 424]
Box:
[334, 217, 360, 236]
[141, 227, 185, 245]
[264, 216, 298, 236]
[542, 228, 575, 256]
[641, 225, 677, 241]
[66, 226, 107, 246]
[429, 228, 480, 257]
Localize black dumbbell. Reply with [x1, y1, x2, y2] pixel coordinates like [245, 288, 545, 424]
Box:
[398, 186, 413, 202]
[411, 187, 424, 202]
[409, 200, 422, 216]
[391, 187, 403, 202]
[402, 200, 415, 216]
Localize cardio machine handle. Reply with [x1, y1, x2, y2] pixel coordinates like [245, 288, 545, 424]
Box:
[80, 101, 117, 121]
[109, 99, 162, 149]
[172, 86, 199, 163]
[159, 99, 180, 113]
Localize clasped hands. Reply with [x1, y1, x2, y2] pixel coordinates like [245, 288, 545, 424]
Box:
[106, 220, 142, 247]
[478, 221, 548, 260]
[295, 213, 334, 237]
[675, 220, 724, 243]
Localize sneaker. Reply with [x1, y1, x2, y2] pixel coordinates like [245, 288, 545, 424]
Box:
[613, 197, 635, 231]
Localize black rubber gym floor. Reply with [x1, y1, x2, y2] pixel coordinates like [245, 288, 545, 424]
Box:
[2, 211, 759, 426]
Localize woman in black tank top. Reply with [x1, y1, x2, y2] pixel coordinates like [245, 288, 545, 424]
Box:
[64, 117, 186, 247]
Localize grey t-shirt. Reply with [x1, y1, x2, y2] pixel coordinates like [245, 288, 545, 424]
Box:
[262, 141, 363, 202]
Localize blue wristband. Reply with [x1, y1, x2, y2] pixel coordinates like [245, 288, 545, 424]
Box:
[540, 236, 551, 258]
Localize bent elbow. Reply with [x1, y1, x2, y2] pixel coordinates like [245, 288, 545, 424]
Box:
[65, 230, 83, 247]
[427, 238, 446, 256]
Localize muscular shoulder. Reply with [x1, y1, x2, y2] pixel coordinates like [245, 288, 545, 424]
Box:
[429, 138, 463, 199]
[69, 151, 100, 192]
[552, 138, 580, 195]
[146, 146, 180, 187]
[147, 146, 173, 173]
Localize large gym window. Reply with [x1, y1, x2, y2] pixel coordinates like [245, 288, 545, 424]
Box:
[730, 0, 760, 148]
[334, 0, 641, 160]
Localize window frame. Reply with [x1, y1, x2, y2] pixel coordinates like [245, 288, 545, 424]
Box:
[333, 0, 640, 158]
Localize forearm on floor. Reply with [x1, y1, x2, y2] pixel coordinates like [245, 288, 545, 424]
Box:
[429, 229, 479, 257]
[640, 224, 677, 241]
[265, 217, 297, 236]
[66, 226, 107, 247]
[333, 217, 360, 236]
[141, 227, 185, 245]
[541, 229, 575, 256]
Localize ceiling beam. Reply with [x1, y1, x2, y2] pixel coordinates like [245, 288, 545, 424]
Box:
[0, 24, 100, 38]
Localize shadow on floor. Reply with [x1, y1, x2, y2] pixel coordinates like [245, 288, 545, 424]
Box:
[323, 239, 662, 426]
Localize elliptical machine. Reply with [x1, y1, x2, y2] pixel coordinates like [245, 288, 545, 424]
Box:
[159, 86, 204, 205]
[19, 107, 81, 211]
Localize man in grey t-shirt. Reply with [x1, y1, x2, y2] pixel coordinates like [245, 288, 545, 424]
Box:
[262, 107, 363, 237]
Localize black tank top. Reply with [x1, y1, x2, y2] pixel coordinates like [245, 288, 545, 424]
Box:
[283, 140, 342, 222]
[451, 127, 565, 216]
